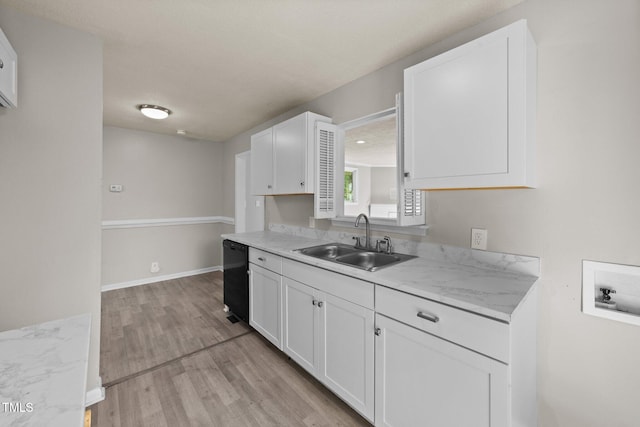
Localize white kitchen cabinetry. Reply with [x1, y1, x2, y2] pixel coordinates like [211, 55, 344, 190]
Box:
[248, 248, 283, 349]
[375, 315, 508, 427]
[282, 259, 375, 422]
[404, 19, 536, 190]
[375, 285, 537, 427]
[282, 277, 318, 373]
[0, 26, 17, 108]
[250, 111, 332, 196]
[250, 128, 274, 195]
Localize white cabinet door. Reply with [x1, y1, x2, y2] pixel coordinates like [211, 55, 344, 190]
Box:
[282, 274, 375, 422]
[250, 128, 274, 195]
[249, 263, 282, 349]
[404, 19, 536, 190]
[282, 277, 319, 375]
[319, 292, 375, 422]
[375, 314, 508, 427]
[273, 114, 308, 194]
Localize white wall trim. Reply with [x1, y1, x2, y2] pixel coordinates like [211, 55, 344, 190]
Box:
[85, 380, 105, 406]
[102, 216, 234, 230]
[102, 266, 222, 292]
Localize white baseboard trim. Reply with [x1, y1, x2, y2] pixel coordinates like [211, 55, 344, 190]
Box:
[85, 384, 105, 406]
[102, 216, 234, 229]
[102, 266, 222, 292]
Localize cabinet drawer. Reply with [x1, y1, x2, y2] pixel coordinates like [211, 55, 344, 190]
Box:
[282, 259, 374, 310]
[249, 248, 282, 274]
[376, 286, 509, 363]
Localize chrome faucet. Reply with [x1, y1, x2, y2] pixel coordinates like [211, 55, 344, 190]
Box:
[354, 213, 371, 249]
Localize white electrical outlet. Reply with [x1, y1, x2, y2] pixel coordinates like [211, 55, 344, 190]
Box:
[471, 228, 488, 250]
[150, 262, 160, 273]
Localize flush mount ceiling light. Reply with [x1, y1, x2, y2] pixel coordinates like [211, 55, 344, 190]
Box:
[137, 104, 172, 120]
[356, 140, 366, 144]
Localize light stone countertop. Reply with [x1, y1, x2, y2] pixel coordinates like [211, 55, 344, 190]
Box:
[222, 229, 539, 322]
[0, 313, 91, 427]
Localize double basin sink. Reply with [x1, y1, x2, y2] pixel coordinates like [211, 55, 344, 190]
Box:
[295, 242, 416, 272]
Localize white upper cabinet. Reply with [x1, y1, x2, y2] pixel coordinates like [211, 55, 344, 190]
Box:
[0, 26, 17, 108]
[250, 128, 274, 195]
[250, 111, 332, 196]
[404, 20, 536, 190]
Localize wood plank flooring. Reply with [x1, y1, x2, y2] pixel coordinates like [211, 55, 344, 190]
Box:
[100, 272, 250, 385]
[92, 272, 371, 426]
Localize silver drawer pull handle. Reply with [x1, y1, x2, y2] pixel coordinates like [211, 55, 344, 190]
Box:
[258, 257, 266, 261]
[417, 311, 439, 323]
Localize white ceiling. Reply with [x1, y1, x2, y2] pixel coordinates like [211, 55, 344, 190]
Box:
[345, 115, 397, 167]
[0, 0, 521, 142]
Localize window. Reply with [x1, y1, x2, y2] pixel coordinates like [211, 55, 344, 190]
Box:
[334, 94, 426, 227]
[344, 168, 358, 203]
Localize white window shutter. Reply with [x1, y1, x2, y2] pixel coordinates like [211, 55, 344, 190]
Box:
[398, 186, 426, 226]
[396, 92, 426, 226]
[314, 122, 338, 219]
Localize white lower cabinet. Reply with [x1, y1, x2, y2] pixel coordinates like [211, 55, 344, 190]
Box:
[249, 263, 283, 350]
[246, 251, 536, 427]
[282, 277, 318, 373]
[374, 314, 508, 427]
[282, 271, 375, 422]
[319, 291, 374, 421]
[375, 285, 537, 427]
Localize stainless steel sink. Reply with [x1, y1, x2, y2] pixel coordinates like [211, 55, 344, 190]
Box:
[297, 243, 361, 260]
[296, 243, 416, 272]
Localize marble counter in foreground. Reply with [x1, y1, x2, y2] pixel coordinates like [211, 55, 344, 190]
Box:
[0, 313, 91, 427]
[222, 229, 539, 322]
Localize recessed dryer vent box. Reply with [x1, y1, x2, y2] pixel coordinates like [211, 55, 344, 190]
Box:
[583, 260, 640, 326]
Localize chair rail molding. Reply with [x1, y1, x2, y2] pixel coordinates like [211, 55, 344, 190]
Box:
[102, 216, 234, 229]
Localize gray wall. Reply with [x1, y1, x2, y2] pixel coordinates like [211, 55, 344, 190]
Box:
[222, 0, 640, 425]
[370, 167, 396, 204]
[0, 6, 103, 393]
[102, 127, 225, 286]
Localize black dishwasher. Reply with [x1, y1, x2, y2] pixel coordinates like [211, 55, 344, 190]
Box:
[223, 239, 249, 323]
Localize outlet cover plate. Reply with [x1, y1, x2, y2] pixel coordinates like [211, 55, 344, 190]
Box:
[471, 228, 488, 250]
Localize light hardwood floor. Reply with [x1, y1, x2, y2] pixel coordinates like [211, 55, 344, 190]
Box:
[91, 272, 371, 426]
[100, 272, 250, 385]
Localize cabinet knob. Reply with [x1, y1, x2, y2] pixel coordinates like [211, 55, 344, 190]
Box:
[257, 257, 266, 262]
[300, 181, 304, 187]
[267, 184, 272, 189]
[0, 59, 3, 69]
[312, 299, 317, 306]
[374, 328, 381, 336]
[317, 301, 323, 308]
